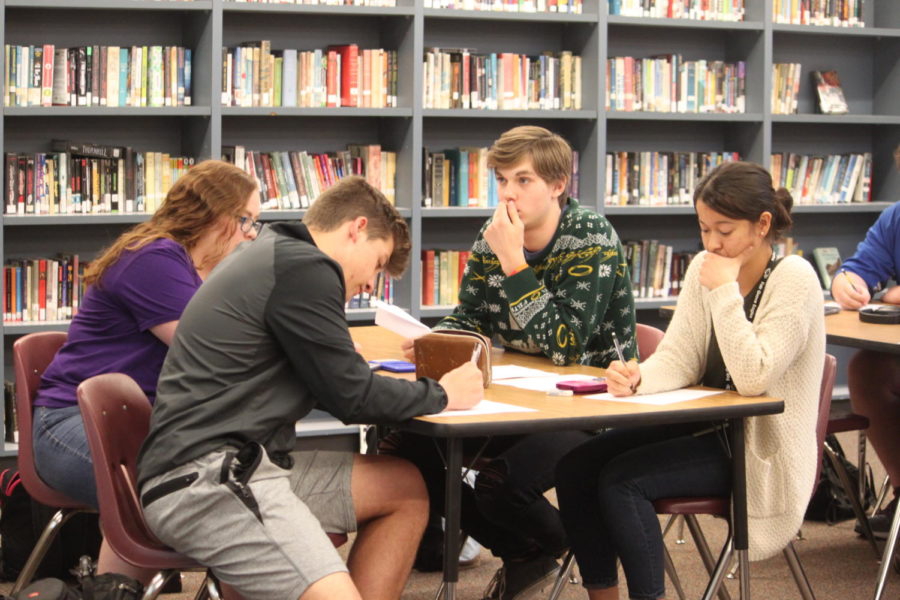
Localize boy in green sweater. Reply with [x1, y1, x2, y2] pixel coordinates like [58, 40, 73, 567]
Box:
[390, 126, 637, 600]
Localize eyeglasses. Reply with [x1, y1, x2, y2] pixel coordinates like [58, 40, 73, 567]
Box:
[237, 215, 263, 235]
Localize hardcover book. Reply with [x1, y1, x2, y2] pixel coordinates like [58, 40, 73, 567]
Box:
[812, 246, 842, 290]
[812, 70, 849, 115]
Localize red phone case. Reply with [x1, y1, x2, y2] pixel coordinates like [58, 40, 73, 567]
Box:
[556, 379, 608, 393]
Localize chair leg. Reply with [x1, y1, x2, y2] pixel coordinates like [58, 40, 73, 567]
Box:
[676, 515, 687, 544]
[824, 442, 880, 557]
[192, 571, 221, 600]
[782, 541, 816, 600]
[684, 515, 732, 600]
[872, 474, 891, 517]
[11, 507, 84, 594]
[700, 536, 735, 600]
[857, 431, 868, 510]
[873, 501, 900, 600]
[141, 570, 177, 600]
[547, 550, 576, 600]
[663, 544, 687, 600]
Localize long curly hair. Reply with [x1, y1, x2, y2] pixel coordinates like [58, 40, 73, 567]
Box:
[85, 160, 257, 286]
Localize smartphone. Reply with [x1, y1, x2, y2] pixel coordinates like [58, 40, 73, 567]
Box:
[556, 379, 608, 394]
[376, 360, 417, 373]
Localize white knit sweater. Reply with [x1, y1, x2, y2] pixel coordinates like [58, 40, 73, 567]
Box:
[639, 252, 825, 561]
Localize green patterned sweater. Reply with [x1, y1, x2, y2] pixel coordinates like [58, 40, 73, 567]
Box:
[437, 198, 638, 367]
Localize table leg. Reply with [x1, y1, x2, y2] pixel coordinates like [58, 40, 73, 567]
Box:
[730, 418, 751, 599]
[873, 500, 900, 600]
[441, 437, 462, 600]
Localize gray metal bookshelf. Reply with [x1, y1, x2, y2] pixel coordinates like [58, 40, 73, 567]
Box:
[0, 0, 898, 451]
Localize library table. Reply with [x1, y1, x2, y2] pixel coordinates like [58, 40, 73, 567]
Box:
[821, 308, 899, 600]
[823, 307, 900, 354]
[661, 304, 900, 353]
[351, 326, 784, 600]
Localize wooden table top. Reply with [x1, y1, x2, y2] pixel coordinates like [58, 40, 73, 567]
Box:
[659, 303, 900, 354]
[351, 326, 784, 436]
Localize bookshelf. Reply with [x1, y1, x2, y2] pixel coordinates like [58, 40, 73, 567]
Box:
[0, 0, 897, 454]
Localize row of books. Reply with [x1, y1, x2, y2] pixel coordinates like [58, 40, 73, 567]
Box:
[423, 49, 582, 111]
[423, 0, 583, 12]
[623, 241, 696, 300]
[769, 152, 873, 205]
[422, 147, 580, 208]
[3, 255, 86, 323]
[348, 273, 394, 309]
[608, 0, 745, 21]
[229, 0, 396, 4]
[222, 42, 398, 108]
[772, 0, 865, 27]
[423, 148, 498, 209]
[604, 151, 741, 206]
[5, 44, 192, 108]
[4, 143, 194, 216]
[606, 56, 746, 114]
[223, 144, 397, 209]
[771, 62, 802, 115]
[421, 249, 470, 307]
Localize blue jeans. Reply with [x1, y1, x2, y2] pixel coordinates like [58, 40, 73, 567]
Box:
[555, 423, 731, 600]
[32, 405, 98, 509]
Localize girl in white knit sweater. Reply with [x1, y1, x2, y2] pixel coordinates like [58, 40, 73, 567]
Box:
[555, 161, 825, 600]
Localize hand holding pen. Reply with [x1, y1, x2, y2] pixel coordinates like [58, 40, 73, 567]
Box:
[832, 269, 870, 310]
[606, 331, 640, 396]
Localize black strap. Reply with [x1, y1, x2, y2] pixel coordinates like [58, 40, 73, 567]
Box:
[722, 254, 782, 391]
[140, 472, 198, 509]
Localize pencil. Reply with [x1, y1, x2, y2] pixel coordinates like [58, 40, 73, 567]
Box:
[841, 270, 861, 294]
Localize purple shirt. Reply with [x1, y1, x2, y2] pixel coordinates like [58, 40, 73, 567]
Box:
[35, 238, 202, 408]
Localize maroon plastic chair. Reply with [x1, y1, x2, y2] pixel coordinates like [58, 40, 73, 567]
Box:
[12, 331, 94, 594]
[549, 354, 837, 600]
[824, 402, 879, 555]
[77, 373, 220, 600]
[77, 373, 347, 599]
[635, 323, 665, 360]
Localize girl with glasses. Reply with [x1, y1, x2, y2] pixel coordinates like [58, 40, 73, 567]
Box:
[31, 159, 260, 584]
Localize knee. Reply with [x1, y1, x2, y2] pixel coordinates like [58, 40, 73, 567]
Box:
[383, 455, 428, 502]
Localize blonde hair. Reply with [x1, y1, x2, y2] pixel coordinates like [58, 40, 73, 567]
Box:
[486, 126, 573, 206]
[304, 176, 411, 277]
[85, 160, 257, 286]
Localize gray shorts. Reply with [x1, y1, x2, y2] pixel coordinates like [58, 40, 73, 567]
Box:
[141, 446, 356, 600]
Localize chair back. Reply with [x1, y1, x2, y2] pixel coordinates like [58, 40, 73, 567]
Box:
[77, 373, 196, 569]
[12, 332, 82, 508]
[636, 323, 665, 359]
[811, 354, 837, 496]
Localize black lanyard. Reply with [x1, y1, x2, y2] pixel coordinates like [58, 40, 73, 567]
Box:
[723, 254, 780, 391]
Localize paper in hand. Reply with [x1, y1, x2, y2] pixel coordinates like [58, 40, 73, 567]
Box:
[374, 301, 431, 339]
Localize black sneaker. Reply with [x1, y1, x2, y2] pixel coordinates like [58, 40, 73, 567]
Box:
[482, 555, 560, 600]
[855, 496, 897, 541]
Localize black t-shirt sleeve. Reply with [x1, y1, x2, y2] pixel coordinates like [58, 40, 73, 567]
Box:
[265, 249, 446, 423]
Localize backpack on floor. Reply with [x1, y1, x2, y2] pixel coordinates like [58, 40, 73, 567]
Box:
[805, 434, 877, 524]
[0, 469, 102, 582]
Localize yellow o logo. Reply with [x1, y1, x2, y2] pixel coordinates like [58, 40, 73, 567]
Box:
[556, 324, 568, 347]
[567, 264, 593, 277]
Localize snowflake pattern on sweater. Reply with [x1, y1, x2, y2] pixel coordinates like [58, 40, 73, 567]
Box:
[437, 198, 637, 367]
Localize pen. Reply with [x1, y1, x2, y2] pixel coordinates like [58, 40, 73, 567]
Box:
[610, 331, 627, 364]
[471, 344, 482, 364]
[841, 270, 861, 294]
[610, 331, 636, 393]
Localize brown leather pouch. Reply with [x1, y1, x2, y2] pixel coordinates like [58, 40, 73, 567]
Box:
[414, 330, 491, 387]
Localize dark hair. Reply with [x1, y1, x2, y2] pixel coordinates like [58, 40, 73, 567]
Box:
[304, 176, 411, 277]
[693, 161, 793, 241]
[487, 126, 572, 207]
[86, 160, 257, 286]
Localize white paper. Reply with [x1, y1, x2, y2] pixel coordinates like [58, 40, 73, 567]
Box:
[585, 389, 722, 406]
[493, 374, 600, 393]
[425, 399, 538, 418]
[491, 365, 558, 380]
[374, 301, 431, 339]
